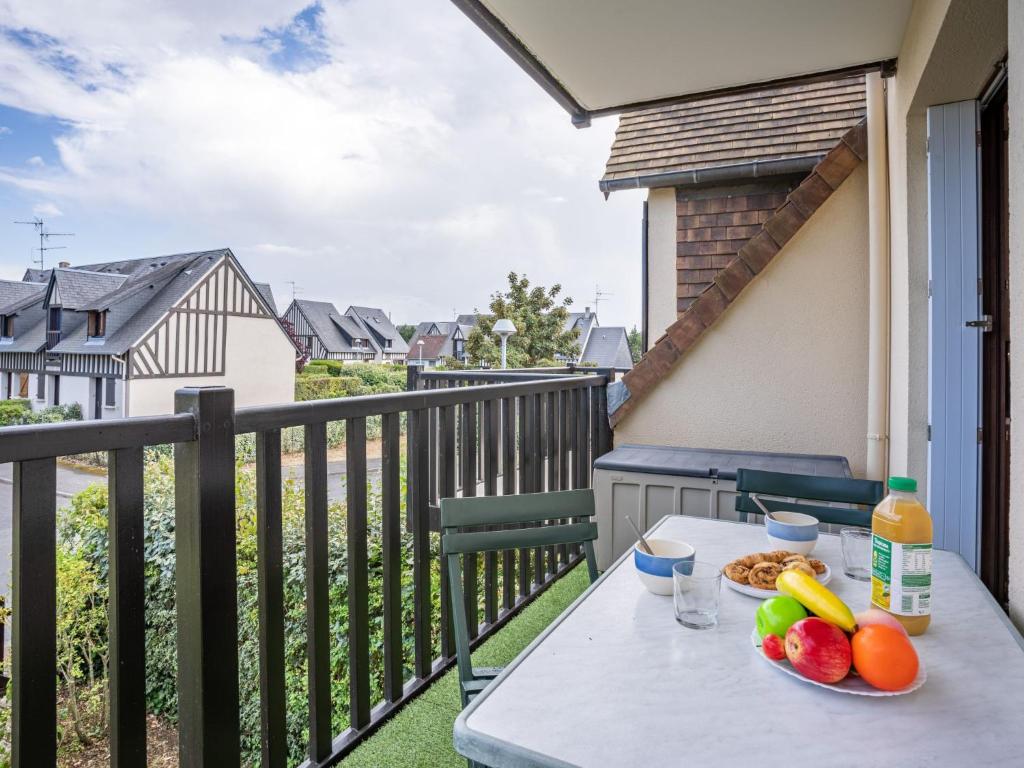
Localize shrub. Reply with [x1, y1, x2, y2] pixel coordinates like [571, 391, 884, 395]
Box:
[51, 454, 440, 765]
[0, 399, 31, 426]
[0, 400, 82, 427]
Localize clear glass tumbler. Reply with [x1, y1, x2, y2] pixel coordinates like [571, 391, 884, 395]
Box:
[841, 527, 872, 581]
[673, 561, 722, 629]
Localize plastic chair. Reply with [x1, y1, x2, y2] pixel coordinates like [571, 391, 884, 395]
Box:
[734, 468, 884, 527]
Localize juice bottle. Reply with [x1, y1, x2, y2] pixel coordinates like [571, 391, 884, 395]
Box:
[870, 476, 932, 636]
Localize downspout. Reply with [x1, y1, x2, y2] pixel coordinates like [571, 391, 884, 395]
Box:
[113, 352, 128, 417]
[865, 72, 891, 481]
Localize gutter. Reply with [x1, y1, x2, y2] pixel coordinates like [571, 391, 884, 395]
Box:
[600, 155, 822, 197]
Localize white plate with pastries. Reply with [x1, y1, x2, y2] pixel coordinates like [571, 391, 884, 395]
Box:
[722, 552, 832, 598]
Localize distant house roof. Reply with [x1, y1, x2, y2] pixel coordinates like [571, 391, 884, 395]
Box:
[47, 268, 128, 310]
[254, 283, 277, 315]
[346, 305, 410, 355]
[600, 75, 866, 193]
[580, 327, 633, 371]
[0, 280, 46, 315]
[407, 334, 449, 362]
[408, 318, 473, 361]
[292, 299, 374, 356]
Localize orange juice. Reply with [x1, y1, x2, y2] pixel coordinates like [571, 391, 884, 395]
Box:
[870, 477, 932, 636]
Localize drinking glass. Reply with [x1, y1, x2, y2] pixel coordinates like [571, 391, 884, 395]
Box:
[673, 561, 722, 629]
[841, 527, 872, 581]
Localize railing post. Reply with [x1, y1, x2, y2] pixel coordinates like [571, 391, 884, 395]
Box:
[174, 387, 240, 767]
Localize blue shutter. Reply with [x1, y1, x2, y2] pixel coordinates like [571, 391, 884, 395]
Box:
[926, 100, 981, 571]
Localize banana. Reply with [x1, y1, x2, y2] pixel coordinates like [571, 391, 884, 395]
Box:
[776, 569, 857, 633]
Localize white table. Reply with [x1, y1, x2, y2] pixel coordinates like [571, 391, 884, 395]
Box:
[454, 515, 1024, 767]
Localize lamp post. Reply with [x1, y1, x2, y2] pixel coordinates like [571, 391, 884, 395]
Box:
[492, 318, 516, 369]
[417, 338, 425, 364]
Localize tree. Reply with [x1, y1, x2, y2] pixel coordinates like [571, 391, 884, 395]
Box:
[627, 326, 643, 363]
[465, 272, 581, 368]
[396, 323, 417, 342]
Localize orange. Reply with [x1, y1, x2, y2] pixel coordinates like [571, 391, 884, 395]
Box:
[851, 624, 919, 691]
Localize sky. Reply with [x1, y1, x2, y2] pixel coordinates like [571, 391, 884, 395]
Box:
[0, 0, 643, 328]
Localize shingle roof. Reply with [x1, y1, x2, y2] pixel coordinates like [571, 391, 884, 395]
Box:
[581, 326, 633, 371]
[0, 280, 46, 315]
[346, 305, 410, 354]
[254, 283, 278, 316]
[293, 299, 371, 356]
[407, 334, 449, 362]
[601, 75, 866, 192]
[49, 268, 128, 309]
[610, 121, 867, 425]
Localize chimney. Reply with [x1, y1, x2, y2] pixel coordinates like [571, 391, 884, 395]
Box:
[584, 306, 591, 315]
[58, 261, 71, 268]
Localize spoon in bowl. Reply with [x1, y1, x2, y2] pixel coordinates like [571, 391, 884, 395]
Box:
[625, 515, 654, 555]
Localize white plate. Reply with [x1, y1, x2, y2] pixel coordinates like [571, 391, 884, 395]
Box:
[750, 629, 927, 697]
[724, 564, 832, 598]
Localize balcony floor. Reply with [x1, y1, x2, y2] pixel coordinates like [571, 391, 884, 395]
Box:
[341, 563, 591, 767]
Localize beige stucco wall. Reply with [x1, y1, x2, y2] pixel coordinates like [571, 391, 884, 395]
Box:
[126, 315, 295, 416]
[1009, 0, 1024, 626]
[618, 165, 870, 476]
[646, 187, 677, 350]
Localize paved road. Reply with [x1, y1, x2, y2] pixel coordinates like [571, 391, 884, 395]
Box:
[0, 462, 106, 600]
[0, 457, 384, 600]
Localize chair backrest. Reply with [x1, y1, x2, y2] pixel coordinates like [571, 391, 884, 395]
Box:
[734, 469, 884, 528]
[440, 489, 599, 683]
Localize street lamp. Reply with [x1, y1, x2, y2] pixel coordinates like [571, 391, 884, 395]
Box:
[492, 318, 516, 369]
[417, 338, 425, 364]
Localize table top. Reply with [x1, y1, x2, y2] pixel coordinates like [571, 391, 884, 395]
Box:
[455, 515, 1024, 768]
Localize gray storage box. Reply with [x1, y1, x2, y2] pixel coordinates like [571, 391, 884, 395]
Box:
[593, 444, 851, 570]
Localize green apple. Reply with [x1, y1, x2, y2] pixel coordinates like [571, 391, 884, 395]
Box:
[755, 596, 808, 640]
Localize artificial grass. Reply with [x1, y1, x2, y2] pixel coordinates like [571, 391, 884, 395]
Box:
[341, 564, 591, 767]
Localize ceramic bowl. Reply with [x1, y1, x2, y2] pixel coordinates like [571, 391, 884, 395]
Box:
[765, 510, 820, 555]
[633, 539, 696, 595]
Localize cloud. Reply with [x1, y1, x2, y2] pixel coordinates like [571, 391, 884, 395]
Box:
[26, 155, 44, 166]
[0, 0, 642, 326]
[0, 126, 10, 135]
[32, 201, 62, 216]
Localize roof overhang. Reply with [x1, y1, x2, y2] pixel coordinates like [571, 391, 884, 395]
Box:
[453, 0, 910, 126]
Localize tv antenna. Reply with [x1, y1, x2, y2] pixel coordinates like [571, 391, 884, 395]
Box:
[14, 217, 74, 270]
[286, 281, 302, 302]
[594, 284, 614, 313]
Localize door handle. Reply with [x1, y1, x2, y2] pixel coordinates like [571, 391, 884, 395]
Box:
[966, 315, 993, 332]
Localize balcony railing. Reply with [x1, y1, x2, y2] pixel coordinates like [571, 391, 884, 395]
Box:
[1, 367, 612, 767]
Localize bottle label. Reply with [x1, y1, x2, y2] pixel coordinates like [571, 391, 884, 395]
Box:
[871, 535, 931, 616]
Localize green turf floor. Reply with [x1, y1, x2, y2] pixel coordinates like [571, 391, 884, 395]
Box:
[341, 564, 590, 768]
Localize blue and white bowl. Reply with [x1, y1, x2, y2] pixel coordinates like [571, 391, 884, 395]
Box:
[765, 511, 819, 555]
[634, 539, 696, 595]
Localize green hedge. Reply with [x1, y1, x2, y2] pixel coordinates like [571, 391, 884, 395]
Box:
[0, 400, 82, 427]
[52, 455, 442, 765]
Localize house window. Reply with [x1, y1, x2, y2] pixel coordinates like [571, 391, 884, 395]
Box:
[18, 374, 28, 398]
[46, 307, 62, 350]
[36, 373, 45, 401]
[0, 315, 13, 338]
[386, 338, 393, 349]
[87, 310, 107, 339]
[105, 377, 116, 407]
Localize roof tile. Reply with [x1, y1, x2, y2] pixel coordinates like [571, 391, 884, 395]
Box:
[714, 259, 755, 302]
[738, 231, 781, 274]
[763, 202, 808, 248]
[816, 141, 861, 189]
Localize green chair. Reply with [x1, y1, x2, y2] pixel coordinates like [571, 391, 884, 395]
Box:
[734, 469, 885, 528]
[441, 489, 600, 709]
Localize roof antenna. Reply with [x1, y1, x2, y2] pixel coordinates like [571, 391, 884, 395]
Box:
[594, 283, 613, 314]
[14, 217, 74, 270]
[286, 280, 302, 302]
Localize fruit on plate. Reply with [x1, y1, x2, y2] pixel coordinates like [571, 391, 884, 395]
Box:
[852, 625, 919, 691]
[776, 569, 857, 633]
[755, 596, 808, 640]
[784, 617, 852, 684]
[762, 633, 786, 661]
[854, 608, 908, 637]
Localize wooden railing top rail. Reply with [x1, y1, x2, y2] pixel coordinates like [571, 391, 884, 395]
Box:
[234, 373, 608, 433]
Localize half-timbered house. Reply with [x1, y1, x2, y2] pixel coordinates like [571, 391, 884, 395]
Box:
[282, 299, 406, 364]
[0, 248, 295, 418]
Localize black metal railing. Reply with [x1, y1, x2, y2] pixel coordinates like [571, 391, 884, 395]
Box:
[1, 368, 612, 767]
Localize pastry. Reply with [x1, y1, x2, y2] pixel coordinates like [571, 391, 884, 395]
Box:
[764, 550, 792, 563]
[782, 561, 816, 578]
[748, 562, 783, 589]
[807, 558, 827, 575]
[781, 554, 808, 567]
[724, 563, 750, 584]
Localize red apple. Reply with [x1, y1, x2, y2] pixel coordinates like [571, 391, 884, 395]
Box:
[785, 617, 852, 684]
[762, 633, 786, 661]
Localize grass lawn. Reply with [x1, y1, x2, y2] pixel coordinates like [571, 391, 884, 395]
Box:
[341, 564, 591, 767]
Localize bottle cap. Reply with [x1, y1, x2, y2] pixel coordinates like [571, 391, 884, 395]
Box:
[888, 476, 918, 493]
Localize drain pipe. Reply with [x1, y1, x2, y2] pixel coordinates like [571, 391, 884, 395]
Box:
[865, 71, 891, 481]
